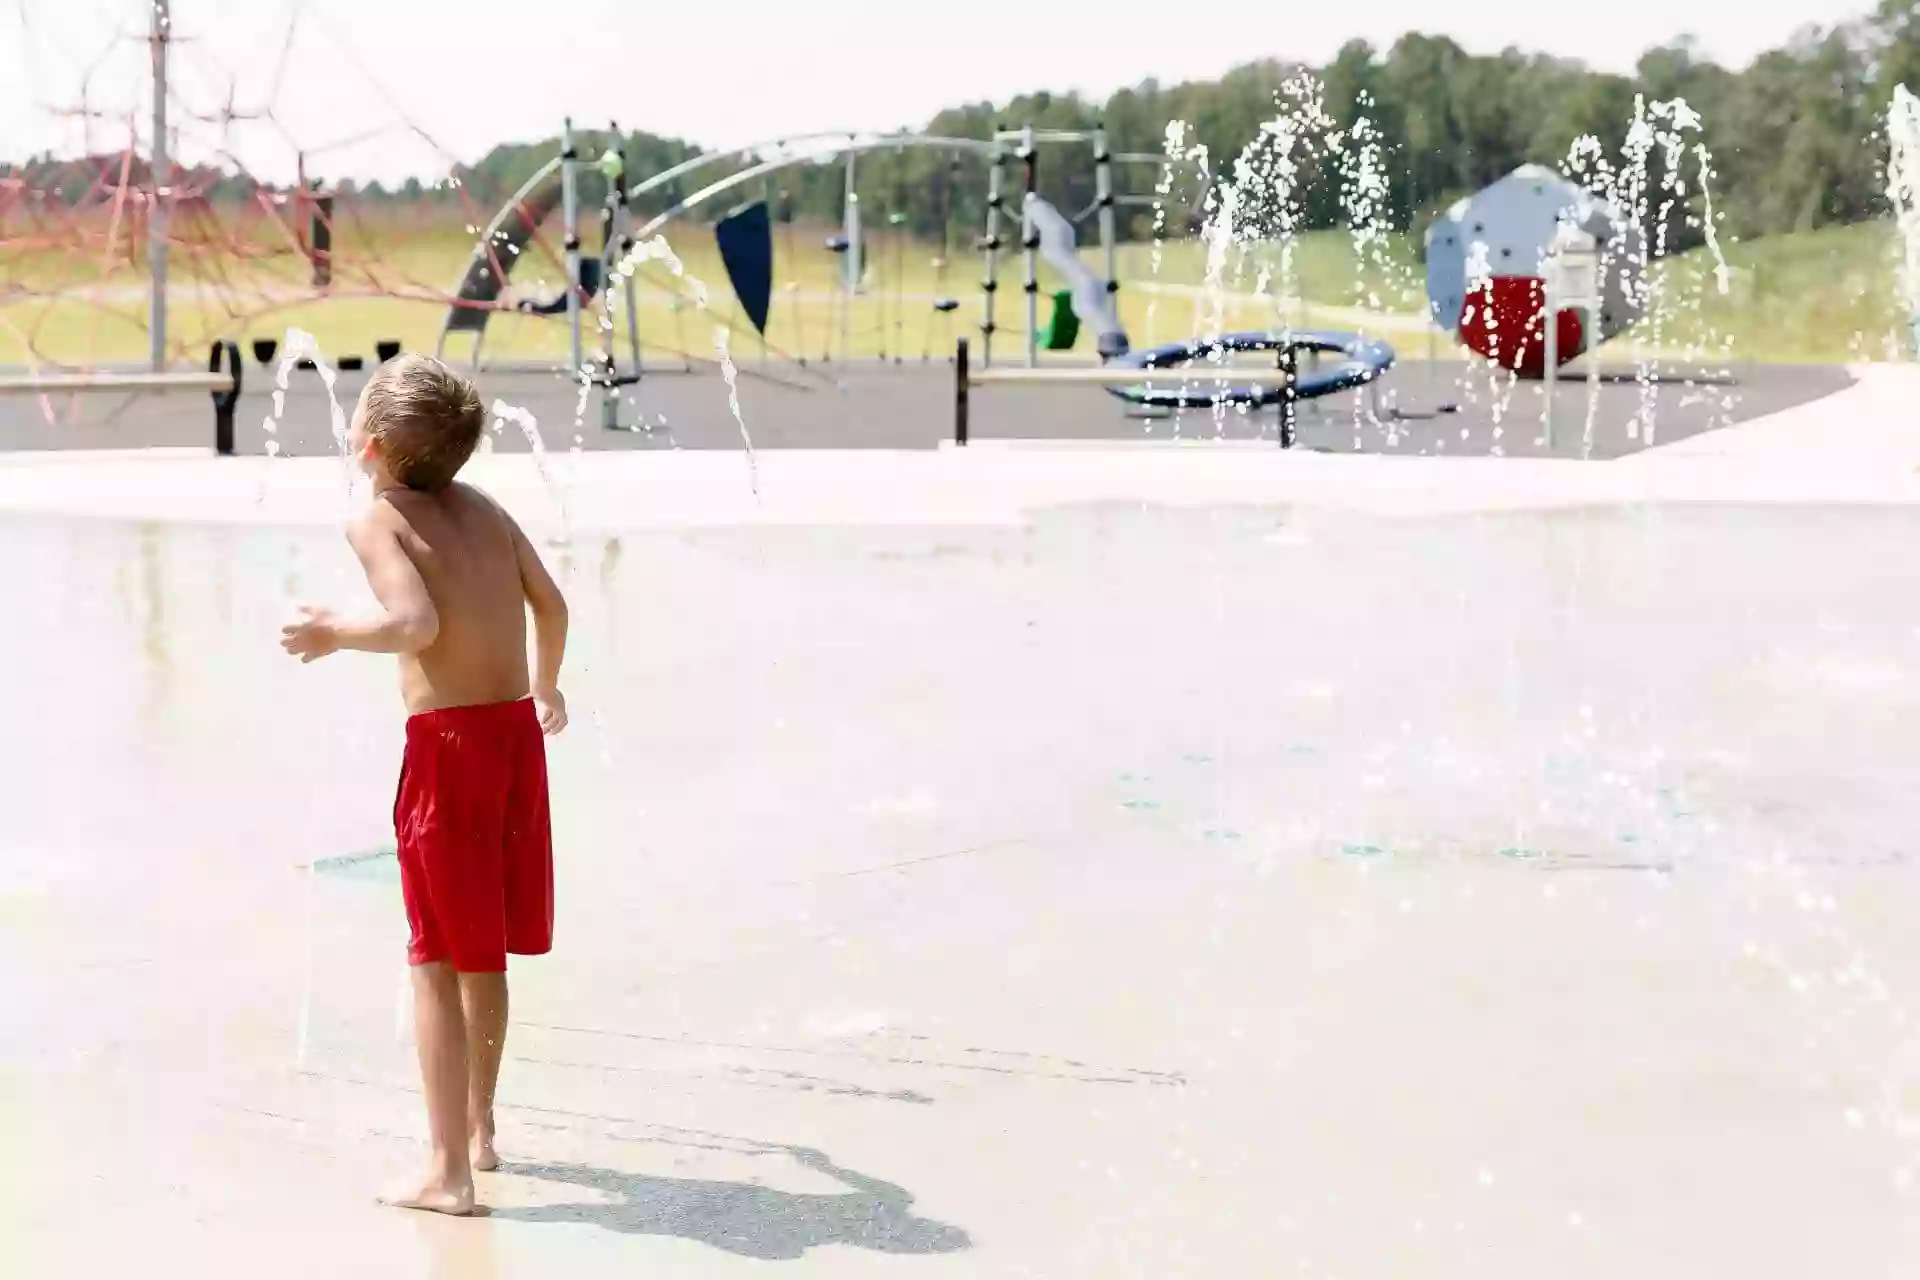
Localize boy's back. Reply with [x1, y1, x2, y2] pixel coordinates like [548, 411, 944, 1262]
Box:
[369, 483, 532, 715]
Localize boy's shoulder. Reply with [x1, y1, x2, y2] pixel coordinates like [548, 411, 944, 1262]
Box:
[348, 494, 407, 542]
[359, 482, 504, 527]
[360, 485, 523, 562]
[446, 482, 521, 539]
[446, 479, 505, 513]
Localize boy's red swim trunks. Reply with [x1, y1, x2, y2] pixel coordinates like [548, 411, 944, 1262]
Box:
[393, 698, 553, 972]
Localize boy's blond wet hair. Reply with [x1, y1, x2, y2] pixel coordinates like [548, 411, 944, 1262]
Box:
[362, 353, 484, 492]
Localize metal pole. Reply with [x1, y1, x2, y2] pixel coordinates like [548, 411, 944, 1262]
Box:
[954, 336, 970, 445]
[892, 203, 906, 364]
[842, 148, 858, 362]
[1093, 122, 1117, 339]
[981, 129, 1005, 368]
[611, 123, 641, 383]
[597, 129, 617, 430]
[779, 188, 805, 366]
[210, 340, 241, 455]
[559, 118, 583, 380]
[1279, 344, 1298, 448]
[760, 177, 774, 365]
[1021, 124, 1038, 368]
[844, 147, 862, 291]
[623, 244, 642, 376]
[148, 0, 171, 371]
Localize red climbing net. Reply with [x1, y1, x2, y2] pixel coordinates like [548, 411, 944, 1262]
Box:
[0, 0, 613, 372]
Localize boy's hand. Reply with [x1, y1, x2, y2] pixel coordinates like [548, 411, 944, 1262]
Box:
[533, 685, 568, 735]
[280, 605, 342, 663]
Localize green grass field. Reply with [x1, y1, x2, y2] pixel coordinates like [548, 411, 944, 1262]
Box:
[0, 208, 1909, 369]
[1672, 221, 1911, 364]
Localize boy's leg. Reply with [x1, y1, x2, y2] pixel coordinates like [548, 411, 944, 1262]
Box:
[459, 971, 509, 1171]
[381, 961, 476, 1214]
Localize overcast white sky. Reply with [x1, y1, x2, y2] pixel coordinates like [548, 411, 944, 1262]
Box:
[0, 0, 1850, 184]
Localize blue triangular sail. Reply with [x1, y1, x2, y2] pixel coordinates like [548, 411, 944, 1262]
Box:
[715, 200, 774, 336]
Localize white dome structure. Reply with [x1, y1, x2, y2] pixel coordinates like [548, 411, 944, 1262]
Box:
[1425, 164, 1644, 376]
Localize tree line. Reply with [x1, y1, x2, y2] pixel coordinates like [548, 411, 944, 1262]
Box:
[428, 2, 1915, 251]
[13, 3, 1914, 252]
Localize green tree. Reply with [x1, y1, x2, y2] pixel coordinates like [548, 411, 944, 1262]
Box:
[433, 12, 1897, 250]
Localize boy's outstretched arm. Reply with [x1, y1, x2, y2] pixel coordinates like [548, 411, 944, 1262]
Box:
[280, 517, 439, 661]
[507, 514, 569, 734]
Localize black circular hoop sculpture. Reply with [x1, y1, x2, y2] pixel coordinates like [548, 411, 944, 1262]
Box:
[1106, 330, 1395, 410]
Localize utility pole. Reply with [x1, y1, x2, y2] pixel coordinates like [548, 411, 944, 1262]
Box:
[149, 0, 171, 370]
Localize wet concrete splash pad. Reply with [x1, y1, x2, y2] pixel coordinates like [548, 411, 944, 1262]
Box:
[7, 395, 1920, 1273]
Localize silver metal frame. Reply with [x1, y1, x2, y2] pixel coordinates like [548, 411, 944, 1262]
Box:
[981, 135, 1005, 368]
[1020, 125, 1038, 369]
[148, 0, 171, 371]
[442, 127, 1175, 377]
[559, 118, 583, 380]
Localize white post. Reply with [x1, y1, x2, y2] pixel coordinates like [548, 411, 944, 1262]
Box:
[1543, 283, 1557, 451]
[1542, 225, 1600, 455]
[148, 0, 171, 371]
[1584, 300, 1601, 457]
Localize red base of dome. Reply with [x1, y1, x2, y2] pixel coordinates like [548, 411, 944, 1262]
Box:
[1455, 275, 1588, 379]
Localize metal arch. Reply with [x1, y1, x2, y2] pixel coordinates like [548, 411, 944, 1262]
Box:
[438, 132, 995, 363]
[484, 127, 1183, 262]
[623, 132, 996, 208]
[445, 127, 1207, 357]
[622, 132, 862, 205]
[632, 134, 999, 241]
[467, 156, 562, 256]
[436, 155, 564, 357]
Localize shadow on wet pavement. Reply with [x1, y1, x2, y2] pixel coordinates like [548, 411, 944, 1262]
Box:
[491, 1144, 971, 1261]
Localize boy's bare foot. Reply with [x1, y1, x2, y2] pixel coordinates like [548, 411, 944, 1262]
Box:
[379, 1173, 476, 1216]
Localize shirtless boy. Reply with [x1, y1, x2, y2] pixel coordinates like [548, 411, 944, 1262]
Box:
[280, 354, 569, 1215]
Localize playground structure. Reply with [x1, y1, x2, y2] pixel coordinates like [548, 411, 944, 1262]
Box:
[432, 122, 1198, 429]
[1424, 164, 1645, 379]
[12, 0, 1893, 458]
[955, 329, 1396, 448]
[424, 109, 1737, 443]
[975, 124, 1174, 367]
[429, 117, 1412, 443]
[3, 76, 1408, 454]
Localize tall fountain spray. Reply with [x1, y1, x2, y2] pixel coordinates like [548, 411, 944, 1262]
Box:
[1889, 84, 1920, 358]
[1560, 96, 1730, 445]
